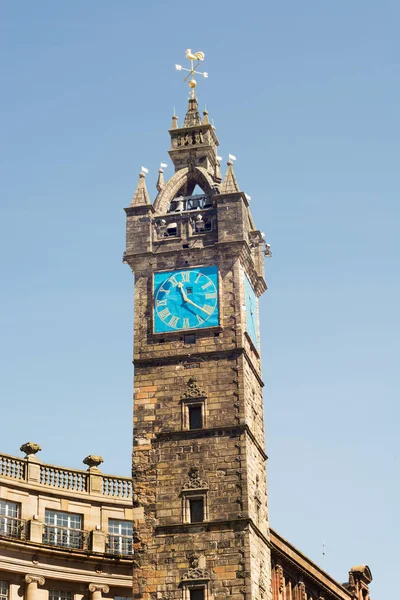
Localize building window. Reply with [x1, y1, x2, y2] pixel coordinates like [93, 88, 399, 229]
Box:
[49, 592, 72, 600]
[44, 509, 86, 549]
[0, 582, 8, 600]
[189, 498, 204, 523]
[0, 500, 24, 539]
[182, 398, 206, 430]
[189, 590, 204, 600]
[188, 405, 203, 430]
[107, 519, 133, 555]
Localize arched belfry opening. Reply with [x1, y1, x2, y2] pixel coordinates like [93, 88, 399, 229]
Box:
[153, 165, 218, 215]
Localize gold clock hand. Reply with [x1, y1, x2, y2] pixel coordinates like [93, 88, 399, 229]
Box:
[177, 282, 211, 314]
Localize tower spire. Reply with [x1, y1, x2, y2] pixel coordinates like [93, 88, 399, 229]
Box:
[221, 157, 240, 194]
[130, 170, 151, 207]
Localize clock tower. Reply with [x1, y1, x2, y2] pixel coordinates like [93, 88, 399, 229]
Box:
[124, 79, 271, 600]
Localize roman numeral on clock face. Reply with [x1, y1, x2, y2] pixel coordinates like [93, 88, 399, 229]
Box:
[183, 318, 190, 328]
[181, 271, 190, 282]
[197, 315, 204, 324]
[205, 292, 216, 299]
[158, 307, 171, 320]
[201, 280, 213, 290]
[157, 299, 167, 306]
[168, 315, 179, 328]
[202, 305, 214, 315]
[170, 276, 178, 287]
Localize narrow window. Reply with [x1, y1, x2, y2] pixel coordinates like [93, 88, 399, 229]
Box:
[190, 590, 204, 600]
[107, 519, 133, 555]
[189, 405, 202, 430]
[189, 498, 204, 523]
[0, 581, 9, 600]
[0, 500, 22, 539]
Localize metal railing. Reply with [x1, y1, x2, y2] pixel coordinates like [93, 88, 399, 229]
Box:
[43, 524, 88, 550]
[168, 194, 212, 213]
[106, 534, 133, 556]
[0, 515, 26, 540]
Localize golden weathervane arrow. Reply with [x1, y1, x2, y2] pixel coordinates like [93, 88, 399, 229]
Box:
[175, 49, 208, 98]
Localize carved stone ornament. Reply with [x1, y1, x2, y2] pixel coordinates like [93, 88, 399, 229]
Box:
[275, 564, 284, 593]
[182, 555, 210, 583]
[83, 455, 104, 469]
[298, 582, 306, 600]
[182, 466, 208, 490]
[181, 567, 210, 581]
[88, 584, 110, 594]
[25, 575, 45, 586]
[20, 442, 42, 457]
[181, 377, 206, 400]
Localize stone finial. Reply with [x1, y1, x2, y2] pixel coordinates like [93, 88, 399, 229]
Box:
[83, 455, 104, 470]
[130, 172, 151, 207]
[203, 109, 209, 125]
[20, 442, 42, 457]
[156, 168, 165, 192]
[220, 160, 240, 194]
[171, 114, 178, 129]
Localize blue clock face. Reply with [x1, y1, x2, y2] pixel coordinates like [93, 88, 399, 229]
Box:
[153, 266, 219, 333]
[244, 274, 259, 350]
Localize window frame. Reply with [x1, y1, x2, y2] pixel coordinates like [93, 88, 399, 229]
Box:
[44, 509, 84, 549]
[181, 397, 206, 430]
[182, 492, 208, 524]
[107, 518, 133, 556]
[0, 581, 9, 600]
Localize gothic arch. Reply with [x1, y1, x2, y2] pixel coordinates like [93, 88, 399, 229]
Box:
[154, 166, 217, 214]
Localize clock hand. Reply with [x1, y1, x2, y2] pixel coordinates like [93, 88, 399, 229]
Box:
[177, 282, 211, 315]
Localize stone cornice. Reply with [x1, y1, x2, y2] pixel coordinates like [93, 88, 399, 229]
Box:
[134, 348, 264, 385]
[0, 536, 133, 566]
[154, 424, 267, 461]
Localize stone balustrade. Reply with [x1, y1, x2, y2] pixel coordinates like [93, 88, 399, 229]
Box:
[0, 447, 132, 499]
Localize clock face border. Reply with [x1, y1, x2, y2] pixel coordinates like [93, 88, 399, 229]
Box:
[244, 273, 259, 350]
[153, 266, 220, 334]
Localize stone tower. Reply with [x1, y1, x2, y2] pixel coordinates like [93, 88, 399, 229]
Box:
[124, 94, 271, 600]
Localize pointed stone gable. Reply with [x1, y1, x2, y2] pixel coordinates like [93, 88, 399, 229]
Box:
[221, 161, 240, 194]
[183, 98, 202, 127]
[130, 172, 151, 207]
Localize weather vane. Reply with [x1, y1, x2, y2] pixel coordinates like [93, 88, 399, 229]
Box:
[175, 49, 208, 98]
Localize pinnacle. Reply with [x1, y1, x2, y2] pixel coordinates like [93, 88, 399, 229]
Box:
[156, 168, 165, 192]
[220, 160, 240, 194]
[183, 97, 202, 128]
[130, 172, 151, 207]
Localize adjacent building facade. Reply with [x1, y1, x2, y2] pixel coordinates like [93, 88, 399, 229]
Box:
[0, 443, 134, 600]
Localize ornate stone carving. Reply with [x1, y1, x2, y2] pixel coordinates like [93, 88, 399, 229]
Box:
[88, 584, 110, 594]
[20, 442, 41, 457]
[275, 564, 284, 593]
[181, 552, 210, 581]
[83, 455, 104, 469]
[297, 581, 306, 600]
[182, 466, 208, 490]
[25, 575, 45, 586]
[181, 377, 206, 399]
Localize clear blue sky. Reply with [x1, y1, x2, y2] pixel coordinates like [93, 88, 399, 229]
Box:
[1, 1, 398, 597]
